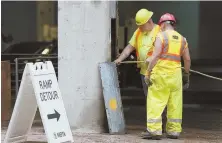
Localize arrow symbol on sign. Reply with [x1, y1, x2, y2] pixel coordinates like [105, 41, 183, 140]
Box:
[47, 109, 60, 121]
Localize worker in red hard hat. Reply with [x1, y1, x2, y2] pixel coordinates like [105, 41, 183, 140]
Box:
[113, 9, 167, 134]
[142, 13, 191, 140]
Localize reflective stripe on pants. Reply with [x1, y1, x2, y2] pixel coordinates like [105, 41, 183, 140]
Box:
[142, 74, 167, 132]
[147, 128, 162, 136]
[167, 131, 181, 136]
[147, 69, 183, 136]
[146, 118, 162, 135]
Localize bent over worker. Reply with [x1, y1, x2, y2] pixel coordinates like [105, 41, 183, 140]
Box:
[143, 13, 191, 140]
[113, 8, 164, 132]
[114, 8, 160, 96]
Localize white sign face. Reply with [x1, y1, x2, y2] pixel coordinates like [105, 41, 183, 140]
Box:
[4, 61, 73, 143]
[4, 65, 38, 143]
[29, 61, 73, 143]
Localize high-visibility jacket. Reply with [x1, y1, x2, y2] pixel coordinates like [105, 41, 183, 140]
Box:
[147, 29, 188, 136]
[152, 29, 188, 74]
[129, 25, 160, 75]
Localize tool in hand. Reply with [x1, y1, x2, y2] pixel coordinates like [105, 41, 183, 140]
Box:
[117, 60, 222, 81]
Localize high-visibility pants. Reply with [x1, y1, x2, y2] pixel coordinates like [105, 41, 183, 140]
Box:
[146, 70, 182, 136]
[141, 74, 167, 130]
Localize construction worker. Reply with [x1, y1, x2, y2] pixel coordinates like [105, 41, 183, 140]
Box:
[113, 8, 165, 133]
[143, 13, 191, 140]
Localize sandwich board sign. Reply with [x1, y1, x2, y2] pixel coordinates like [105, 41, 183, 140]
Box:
[4, 61, 74, 143]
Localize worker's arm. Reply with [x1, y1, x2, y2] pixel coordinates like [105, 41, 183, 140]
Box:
[146, 37, 162, 75]
[114, 29, 139, 64]
[182, 39, 191, 89]
[114, 44, 135, 64]
[182, 42, 191, 73]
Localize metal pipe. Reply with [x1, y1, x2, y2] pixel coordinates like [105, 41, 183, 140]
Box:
[117, 60, 222, 81]
[2, 53, 57, 56]
[16, 56, 57, 60]
[13, 56, 58, 99]
[120, 61, 145, 64]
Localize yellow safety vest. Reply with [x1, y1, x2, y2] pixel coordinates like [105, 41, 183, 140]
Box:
[135, 25, 160, 70]
[153, 30, 187, 74]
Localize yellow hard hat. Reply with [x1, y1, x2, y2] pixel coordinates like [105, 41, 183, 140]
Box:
[135, 9, 153, 26]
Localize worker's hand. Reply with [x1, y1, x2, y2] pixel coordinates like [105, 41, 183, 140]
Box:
[183, 72, 190, 90]
[114, 59, 122, 65]
[144, 75, 152, 86]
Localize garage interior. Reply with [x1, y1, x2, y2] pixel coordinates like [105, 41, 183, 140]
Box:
[1, 1, 222, 141]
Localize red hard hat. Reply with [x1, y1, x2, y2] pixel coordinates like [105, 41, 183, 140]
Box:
[158, 13, 176, 25]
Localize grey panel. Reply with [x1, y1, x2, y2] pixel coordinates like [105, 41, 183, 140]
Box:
[99, 62, 126, 134]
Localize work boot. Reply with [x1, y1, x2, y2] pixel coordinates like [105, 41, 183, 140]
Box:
[141, 130, 162, 140]
[166, 135, 179, 139]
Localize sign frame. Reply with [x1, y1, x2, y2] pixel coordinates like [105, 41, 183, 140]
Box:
[4, 61, 74, 143]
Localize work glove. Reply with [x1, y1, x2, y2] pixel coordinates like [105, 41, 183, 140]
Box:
[144, 75, 152, 87]
[182, 71, 190, 90]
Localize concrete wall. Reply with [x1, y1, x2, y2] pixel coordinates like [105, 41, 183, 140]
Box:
[199, 2, 222, 59]
[58, 1, 111, 133]
[118, 1, 200, 59]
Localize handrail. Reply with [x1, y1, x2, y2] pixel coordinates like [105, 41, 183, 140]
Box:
[14, 56, 58, 96]
[2, 53, 57, 56]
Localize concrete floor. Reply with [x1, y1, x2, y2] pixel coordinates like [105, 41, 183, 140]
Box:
[1, 127, 222, 143]
[2, 105, 222, 143]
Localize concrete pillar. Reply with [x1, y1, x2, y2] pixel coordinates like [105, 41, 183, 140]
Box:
[58, 1, 111, 133]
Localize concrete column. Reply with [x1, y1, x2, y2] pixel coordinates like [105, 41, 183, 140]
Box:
[58, 1, 111, 133]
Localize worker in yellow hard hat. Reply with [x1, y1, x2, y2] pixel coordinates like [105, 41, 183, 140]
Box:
[114, 8, 166, 133]
[143, 13, 191, 140]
